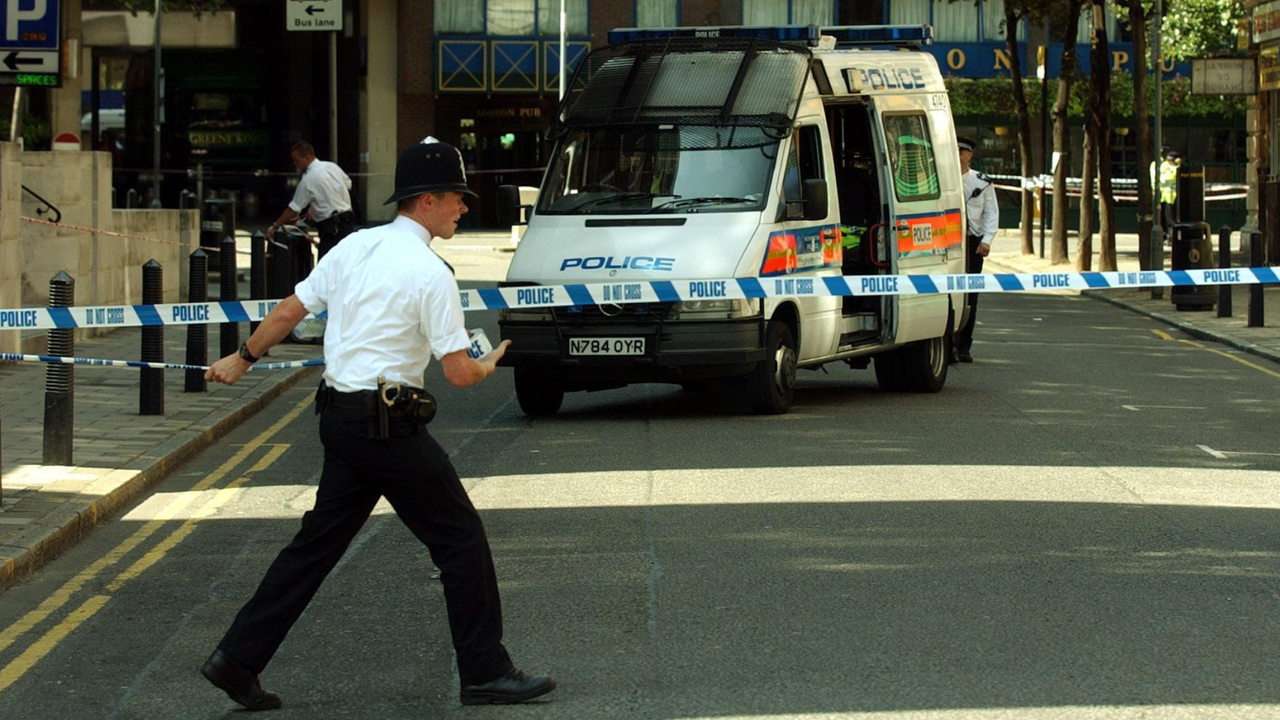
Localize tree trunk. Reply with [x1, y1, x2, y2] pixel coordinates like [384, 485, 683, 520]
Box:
[1006, 6, 1035, 255]
[1078, 122, 1096, 271]
[1127, 0, 1153, 271]
[1089, 0, 1117, 271]
[1051, 1, 1085, 265]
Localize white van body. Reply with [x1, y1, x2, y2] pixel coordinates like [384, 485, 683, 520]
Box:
[499, 26, 966, 415]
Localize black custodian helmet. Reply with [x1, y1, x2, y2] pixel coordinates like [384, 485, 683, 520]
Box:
[384, 137, 478, 204]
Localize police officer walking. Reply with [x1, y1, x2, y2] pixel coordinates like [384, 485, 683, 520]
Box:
[199, 138, 556, 710]
[955, 136, 998, 364]
[268, 141, 356, 258]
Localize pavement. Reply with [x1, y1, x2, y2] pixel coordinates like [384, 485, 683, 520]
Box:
[0, 231, 513, 592]
[986, 227, 1280, 366]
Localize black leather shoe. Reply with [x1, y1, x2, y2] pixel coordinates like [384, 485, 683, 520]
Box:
[201, 649, 282, 711]
[958, 351, 973, 363]
[460, 668, 556, 705]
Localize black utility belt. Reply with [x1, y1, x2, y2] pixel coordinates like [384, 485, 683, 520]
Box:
[315, 378, 437, 437]
[316, 211, 354, 230]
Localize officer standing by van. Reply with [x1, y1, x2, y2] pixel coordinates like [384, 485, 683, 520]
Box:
[199, 138, 556, 711]
[955, 136, 998, 364]
[268, 141, 355, 258]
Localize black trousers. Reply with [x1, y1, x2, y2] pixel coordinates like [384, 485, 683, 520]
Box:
[955, 234, 985, 354]
[217, 403, 513, 685]
[316, 212, 355, 259]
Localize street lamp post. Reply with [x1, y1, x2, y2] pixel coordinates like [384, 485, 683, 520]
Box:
[151, 0, 162, 208]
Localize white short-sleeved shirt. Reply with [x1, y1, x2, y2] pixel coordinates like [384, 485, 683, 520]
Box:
[294, 215, 471, 392]
[962, 168, 999, 245]
[289, 159, 353, 222]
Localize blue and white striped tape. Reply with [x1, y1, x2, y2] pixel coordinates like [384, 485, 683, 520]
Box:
[0, 353, 324, 372]
[2, 267, 1276, 330]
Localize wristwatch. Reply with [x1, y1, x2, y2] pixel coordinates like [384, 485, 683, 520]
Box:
[238, 341, 260, 364]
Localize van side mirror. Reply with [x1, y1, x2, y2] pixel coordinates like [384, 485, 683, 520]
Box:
[802, 178, 828, 221]
[497, 184, 528, 227]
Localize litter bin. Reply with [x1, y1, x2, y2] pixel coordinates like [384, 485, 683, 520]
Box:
[1170, 221, 1216, 311]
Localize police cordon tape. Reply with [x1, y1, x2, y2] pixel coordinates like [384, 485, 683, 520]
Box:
[0, 352, 324, 372]
[1, 267, 1277, 331]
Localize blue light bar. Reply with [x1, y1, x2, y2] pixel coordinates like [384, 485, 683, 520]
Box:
[821, 25, 933, 47]
[607, 25, 820, 46]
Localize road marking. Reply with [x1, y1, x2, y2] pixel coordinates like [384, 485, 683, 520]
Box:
[106, 444, 290, 592]
[0, 595, 111, 693]
[1198, 444, 1230, 459]
[1151, 329, 1174, 341]
[1177, 338, 1280, 380]
[0, 394, 312, 677]
[1122, 405, 1206, 411]
[1199, 444, 1280, 459]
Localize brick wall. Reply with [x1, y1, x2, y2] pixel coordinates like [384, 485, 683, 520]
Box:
[398, 0, 435, 148]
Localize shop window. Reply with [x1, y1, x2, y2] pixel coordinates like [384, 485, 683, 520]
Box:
[636, 0, 679, 28]
[436, 0, 484, 33]
[437, 0, 587, 36]
[838, 0, 884, 25]
[882, 114, 940, 201]
[743, 0, 833, 26]
[538, 0, 589, 36]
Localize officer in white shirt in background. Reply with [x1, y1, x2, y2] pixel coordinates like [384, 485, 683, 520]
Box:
[199, 138, 556, 711]
[268, 141, 356, 258]
[955, 136, 998, 364]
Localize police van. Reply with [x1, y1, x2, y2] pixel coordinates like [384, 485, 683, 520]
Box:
[497, 24, 966, 416]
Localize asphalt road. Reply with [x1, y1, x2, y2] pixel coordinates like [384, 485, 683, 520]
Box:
[2, 290, 1280, 720]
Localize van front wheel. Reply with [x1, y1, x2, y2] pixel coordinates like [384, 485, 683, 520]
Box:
[514, 370, 565, 417]
[746, 321, 797, 414]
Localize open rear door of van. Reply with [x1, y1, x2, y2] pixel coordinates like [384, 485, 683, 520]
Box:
[870, 93, 964, 346]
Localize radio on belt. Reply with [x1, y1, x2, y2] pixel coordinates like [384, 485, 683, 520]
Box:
[466, 328, 493, 359]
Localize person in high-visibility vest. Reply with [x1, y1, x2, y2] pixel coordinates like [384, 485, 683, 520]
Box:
[1149, 147, 1181, 240]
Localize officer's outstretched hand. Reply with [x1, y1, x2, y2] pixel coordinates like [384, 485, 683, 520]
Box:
[206, 353, 251, 385]
[480, 340, 512, 369]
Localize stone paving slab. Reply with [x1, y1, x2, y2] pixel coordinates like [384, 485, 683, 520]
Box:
[0, 324, 320, 591]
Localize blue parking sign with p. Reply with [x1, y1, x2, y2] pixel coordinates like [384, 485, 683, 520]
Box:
[2, 0, 60, 50]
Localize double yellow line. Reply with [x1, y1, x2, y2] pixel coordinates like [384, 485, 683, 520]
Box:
[1150, 329, 1280, 380]
[0, 394, 313, 693]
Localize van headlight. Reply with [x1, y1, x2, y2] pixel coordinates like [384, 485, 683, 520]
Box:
[668, 298, 759, 320]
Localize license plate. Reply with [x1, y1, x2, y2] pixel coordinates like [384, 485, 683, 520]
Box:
[568, 337, 646, 356]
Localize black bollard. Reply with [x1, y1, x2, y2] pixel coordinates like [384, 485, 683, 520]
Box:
[1249, 230, 1265, 327]
[185, 249, 208, 392]
[272, 235, 294, 300]
[250, 231, 266, 337]
[42, 272, 75, 465]
[126, 187, 138, 209]
[220, 234, 239, 358]
[140, 260, 165, 415]
[1218, 226, 1233, 318]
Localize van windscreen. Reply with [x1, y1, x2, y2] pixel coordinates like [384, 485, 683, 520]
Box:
[537, 126, 778, 216]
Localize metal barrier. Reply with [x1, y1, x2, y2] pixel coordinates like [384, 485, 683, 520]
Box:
[1250, 230, 1265, 328]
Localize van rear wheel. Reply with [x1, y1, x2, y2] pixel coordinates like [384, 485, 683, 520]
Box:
[746, 320, 797, 414]
[898, 335, 949, 392]
[514, 370, 565, 417]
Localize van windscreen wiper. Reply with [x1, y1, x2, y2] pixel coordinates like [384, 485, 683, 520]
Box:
[571, 192, 676, 211]
[648, 196, 756, 212]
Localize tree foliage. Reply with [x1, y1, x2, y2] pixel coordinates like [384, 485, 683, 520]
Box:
[1162, 0, 1247, 61]
[944, 75, 1247, 121]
